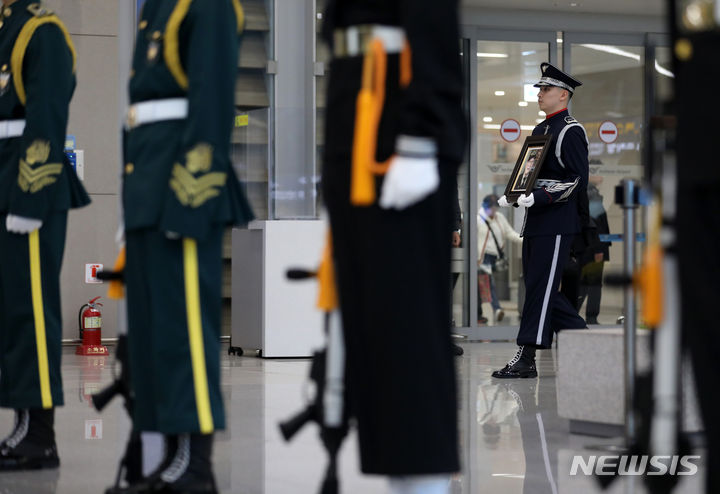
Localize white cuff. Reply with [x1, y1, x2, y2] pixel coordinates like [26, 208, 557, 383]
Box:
[396, 135, 437, 157]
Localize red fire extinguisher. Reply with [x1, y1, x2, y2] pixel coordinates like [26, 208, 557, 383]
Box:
[76, 296, 109, 356]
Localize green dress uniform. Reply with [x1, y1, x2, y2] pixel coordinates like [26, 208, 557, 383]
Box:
[0, 0, 89, 471]
[123, 0, 252, 439]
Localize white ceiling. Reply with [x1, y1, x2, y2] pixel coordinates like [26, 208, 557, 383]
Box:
[461, 0, 665, 17]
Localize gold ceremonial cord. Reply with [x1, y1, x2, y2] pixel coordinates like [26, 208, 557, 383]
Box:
[29, 230, 53, 408]
[164, 0, 193, 90]
[183, 238, 214, 433]
[350, 39, 412, 206]
[12, 16, 77, 106]
[316, 231, 338, 312]
[107, 247, 125, 300]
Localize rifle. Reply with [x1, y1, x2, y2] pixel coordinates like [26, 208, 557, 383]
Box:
[92, 248, 144, 487]
[279, 236, 349, 494]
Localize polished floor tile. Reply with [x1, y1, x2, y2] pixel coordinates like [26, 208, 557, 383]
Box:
[0, 343, 706, 493]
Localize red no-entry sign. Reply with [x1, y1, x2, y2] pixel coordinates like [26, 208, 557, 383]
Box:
[500, 119, 521, 142]
[599, 121, 618, 144]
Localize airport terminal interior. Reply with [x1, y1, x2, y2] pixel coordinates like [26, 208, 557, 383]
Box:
[1, 0, 708, 493]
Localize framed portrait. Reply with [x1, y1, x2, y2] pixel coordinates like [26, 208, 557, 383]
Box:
[504, 134, 553, 202]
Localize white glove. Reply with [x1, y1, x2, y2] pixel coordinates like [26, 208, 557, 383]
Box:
[6, 214, 42, 234]
[497, 195, 511, 208]
[517, 193, 535, 208]
[379, 155, 439, 210]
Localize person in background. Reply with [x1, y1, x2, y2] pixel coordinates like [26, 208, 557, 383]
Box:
[578, 183, 610, 324]
[477, 194, 521, 324]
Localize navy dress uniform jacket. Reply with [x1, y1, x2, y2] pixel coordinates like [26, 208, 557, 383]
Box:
[524, 109, 589, 238]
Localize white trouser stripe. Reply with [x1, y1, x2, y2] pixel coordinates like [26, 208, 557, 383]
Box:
[536, 235, 562, 346]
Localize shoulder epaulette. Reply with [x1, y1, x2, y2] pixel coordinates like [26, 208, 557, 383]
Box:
[27, 3, 53, 17]
[564, 116, 578, 124]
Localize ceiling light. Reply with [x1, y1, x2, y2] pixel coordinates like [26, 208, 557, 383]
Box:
[521, 50, 536, 56]
[557, 38, 563, 43]
[570, 2, 578, 6]
[477, 52, 509, 58]
[538, 111, 546, 116]
[536, 118, 545, 123]
[518, 101, 528, 107]
[524, 84, 538, 102]
[483, 116, 493, 122]
[580, 44, 641, 61]
[494, 91, 505, 96]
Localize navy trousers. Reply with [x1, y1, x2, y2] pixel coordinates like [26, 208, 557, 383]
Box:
[517, 234, 586, 349]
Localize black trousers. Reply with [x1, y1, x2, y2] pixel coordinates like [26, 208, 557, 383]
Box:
[0, 212, 67, 409]
[517, 234, 586, 349]
[125, 228, 225, 434]
[322, 56, 459, 475]
[677, 183, 720, 493]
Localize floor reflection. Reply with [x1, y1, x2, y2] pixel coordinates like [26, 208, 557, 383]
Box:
[0, 343, 708, 493]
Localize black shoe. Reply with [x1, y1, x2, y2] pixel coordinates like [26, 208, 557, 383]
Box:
[491, 346, 537, 379]
[478, 316, 488, 325]
[453, 344, 464, 356]
[0, 409, 59, 471]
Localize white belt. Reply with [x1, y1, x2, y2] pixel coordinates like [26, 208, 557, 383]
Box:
[0, 119, 26, 139]
[333, 25, 406, 57]
[126, 98, 188, 129]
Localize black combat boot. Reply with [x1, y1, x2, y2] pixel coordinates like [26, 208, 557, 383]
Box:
[106, 434, 179, 494]
[0, 408, 59, 471]
[144, 433, 217, 494]
[491, 346, 537, 378]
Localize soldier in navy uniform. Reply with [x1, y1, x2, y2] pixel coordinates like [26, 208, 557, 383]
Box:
[108, 1, 253, 493]
[0, 0, 89, 471]
[321, 1, 464, 492]
[492, 63, 588, 379]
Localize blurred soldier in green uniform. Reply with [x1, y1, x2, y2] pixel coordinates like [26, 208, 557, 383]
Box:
[110, 1, 253, 493]
[0, 0, 89, 471]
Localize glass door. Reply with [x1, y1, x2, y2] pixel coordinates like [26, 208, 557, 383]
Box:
[564, 33, 646, 325]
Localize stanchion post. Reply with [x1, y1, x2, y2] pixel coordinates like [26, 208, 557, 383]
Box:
[619, 179, 638, 447]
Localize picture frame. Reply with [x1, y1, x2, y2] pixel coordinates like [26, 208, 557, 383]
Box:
[504, 134, 554, 202]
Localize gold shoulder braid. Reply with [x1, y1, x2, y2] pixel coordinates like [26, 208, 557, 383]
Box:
[18, 139, 63, 194]
[169, 143, 227, 208]
[231, 0, 244, 33]
[164, 0, 193, 90]
[11, 14, 76, 105]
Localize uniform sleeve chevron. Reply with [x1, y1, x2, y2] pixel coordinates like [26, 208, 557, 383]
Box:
[169, 163, 227, 208]
[17, 159, 63, 193]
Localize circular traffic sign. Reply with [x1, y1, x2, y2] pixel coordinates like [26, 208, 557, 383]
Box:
[598, 121, 618, 144]
[500, 119, 521, 143]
